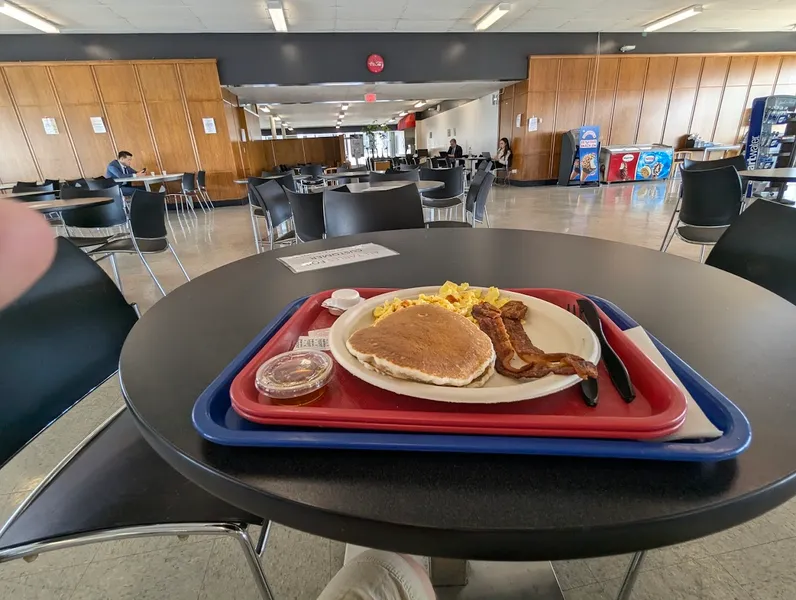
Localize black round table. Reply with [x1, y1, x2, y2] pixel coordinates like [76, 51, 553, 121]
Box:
[120, 228, 796, 562]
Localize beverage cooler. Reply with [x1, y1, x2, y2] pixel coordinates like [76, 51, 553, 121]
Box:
[744, 95, 796, 170]
[599, 144, 674, 183]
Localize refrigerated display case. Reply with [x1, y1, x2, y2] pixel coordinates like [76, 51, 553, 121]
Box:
[599, 144, 673, 183]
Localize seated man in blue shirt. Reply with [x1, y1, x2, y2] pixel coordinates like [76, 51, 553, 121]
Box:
[106, 150, 146, 196]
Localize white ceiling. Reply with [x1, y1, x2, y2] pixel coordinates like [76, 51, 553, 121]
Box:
[236, 81, 507, 129]
[2, 0, 795, 33]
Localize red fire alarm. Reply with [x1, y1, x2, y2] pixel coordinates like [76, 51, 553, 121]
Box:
[366, 54, 385, 74]
[364, 93, 377, 103]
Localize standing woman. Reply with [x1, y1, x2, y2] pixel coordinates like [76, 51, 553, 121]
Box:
[495, 137, 512, 170]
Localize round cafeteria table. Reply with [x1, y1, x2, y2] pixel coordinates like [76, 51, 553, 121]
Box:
[120, 229, 796, 595]
[25, 196, 114, 212]
[738, 168, 796, 203]
[341, 180, 444, 193]
[322, 171, 370, 181]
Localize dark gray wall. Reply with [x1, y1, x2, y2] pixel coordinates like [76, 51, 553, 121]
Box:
[1, 32, 794, 86]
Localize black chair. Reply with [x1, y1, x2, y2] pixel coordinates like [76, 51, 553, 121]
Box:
[274, 172, 296, 192]
[0, 237, 274, 599]
[705, 199, 796, 305]
[247, 177, 269, 253]
[285, 188, 325, 242]
[683, 155, 747, 172]
[166, 172, 209, 217]
[60, 186, 127, 260]
[299, 164, 324, 177]
[85, 177, 116, 191]
[662, 166, 743, 262]
[323, 184, 425, 237]
[253, 180, 296, 250]
[428, 171, 494, 229]
[431, 157, 450, 169]
[11, 182, 55, 201]
[369, 169, 420, 183]
[63, 178, 88, 188]
[196, 170, 214, 209]
[88, 191, 190, 296]
[419, 166, 464, 221]
[43, 178, 61, 192]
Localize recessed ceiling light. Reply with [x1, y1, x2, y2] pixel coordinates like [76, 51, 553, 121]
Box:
[398, 111, 407, 117]
[261, 105, 271, 113]
[267, 0, 288, 32]
[341, 104, 349, 111]
[336, 125, 341, 129]
[0, 1, 59, 33]
[273, 115, 281, 121]
[414, 101, 426, 109]
[475, 3, 510, 31]
[643, 4, 703, 32]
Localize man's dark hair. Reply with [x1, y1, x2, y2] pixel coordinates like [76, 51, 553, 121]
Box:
[117, 151, 133, 160]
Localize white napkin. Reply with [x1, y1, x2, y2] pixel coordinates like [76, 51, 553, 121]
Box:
[623, 326, 723, 442]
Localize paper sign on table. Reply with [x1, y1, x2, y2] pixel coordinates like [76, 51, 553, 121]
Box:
[277, 243, 398, 274]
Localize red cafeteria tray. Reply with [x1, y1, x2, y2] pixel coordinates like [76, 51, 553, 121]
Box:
[229, 289, 688, 439]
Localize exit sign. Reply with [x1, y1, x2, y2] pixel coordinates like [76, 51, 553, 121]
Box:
[364, 93, 377, 102]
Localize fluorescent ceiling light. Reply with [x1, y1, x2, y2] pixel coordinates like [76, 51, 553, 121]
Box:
[341, 104, 349, 111]
[0, 1, 59, 33]
[414, 101, 426, 109]
[475, 3, 510, 31]
[267, 1, 288, 32]
[273, 115, 281, 121]
[643, 5, 703, 32]
[261, 105, 271, 113]
[336, 125, 341, 129]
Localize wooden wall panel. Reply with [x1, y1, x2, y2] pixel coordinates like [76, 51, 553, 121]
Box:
[272, 139, 305, 166]
[752, 56, 782, 85]
[178, 63, 222, 101]
[3, 66, 56, 106]
[17, 107, 81, 178]
[103, 103, 159, 173]
[609, 58, 647, 144]
[92, 65, 141, 103]
[0, 75, 39, 183]
[498, 95, 513, 142]
[61, 104, 114, 177]
[635, 57, 675, 145]
[662, 87, 698, 146]
[145, 100, 197, 173]
[726, 56, 756, 86]
[137, 64, 182, 102]
[529, 58, 560, 91]
[49, 66, 99, 105]
[511, 89, 528, 156]
[559, 58, 591, 91]
[713, 86, 749, 146]
[700, 56, 730, 87]
[672, 57, 704, 88]
[186, 99, 237, 198]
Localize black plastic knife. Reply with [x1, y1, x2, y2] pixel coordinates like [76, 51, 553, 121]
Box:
[577, 298, 636, 402]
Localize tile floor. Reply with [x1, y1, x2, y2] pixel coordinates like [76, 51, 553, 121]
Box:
[3, 180, 795, 599]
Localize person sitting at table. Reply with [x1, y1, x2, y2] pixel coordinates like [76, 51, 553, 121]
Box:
[105, 150, 145, 196]
[446, 139, 463, 159]
[494, 137, 512, 170]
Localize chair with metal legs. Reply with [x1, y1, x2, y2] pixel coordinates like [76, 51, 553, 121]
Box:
[60, 185, 129, 283]
[88, 190, 190, 297]
[0, 237, 275, 600]
[420, 166, 465, 222]
[197, 170, 215, 209]
[246, 177, 268, 253]
[253, 180, 296, 250]
[661, 166, 743, 262]
[181, 172, 210, 214]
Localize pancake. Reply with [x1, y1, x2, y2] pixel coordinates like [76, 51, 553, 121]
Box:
[346, 304, 496, 387]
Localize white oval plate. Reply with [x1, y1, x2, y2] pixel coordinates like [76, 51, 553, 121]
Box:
[329, 287, 600, 404]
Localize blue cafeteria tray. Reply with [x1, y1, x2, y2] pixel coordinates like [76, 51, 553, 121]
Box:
[192, 295, 751, 461]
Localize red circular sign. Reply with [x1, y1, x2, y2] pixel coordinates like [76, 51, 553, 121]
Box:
[366, 54, 385, 74]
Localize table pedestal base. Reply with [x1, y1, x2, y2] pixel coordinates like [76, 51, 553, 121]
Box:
[433, 560, 565, 600]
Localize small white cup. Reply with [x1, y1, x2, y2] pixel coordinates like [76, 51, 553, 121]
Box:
[322, 289, 362, 315]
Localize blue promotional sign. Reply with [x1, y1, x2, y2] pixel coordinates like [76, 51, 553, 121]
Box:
[578, 126, 600, 183]
[745, 97, 766, 170]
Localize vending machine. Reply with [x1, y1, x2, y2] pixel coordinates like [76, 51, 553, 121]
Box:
[744, 95, 796, 170]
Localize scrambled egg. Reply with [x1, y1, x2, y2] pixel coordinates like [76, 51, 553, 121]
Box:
[373, 281, 510, 324]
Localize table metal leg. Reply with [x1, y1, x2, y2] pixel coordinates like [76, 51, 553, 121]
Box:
[616, 551, 646, 600]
